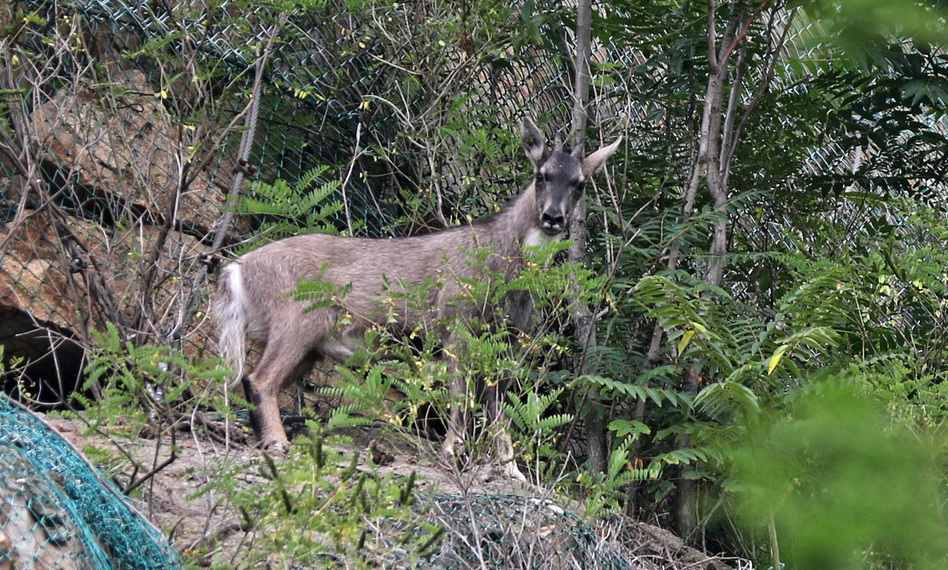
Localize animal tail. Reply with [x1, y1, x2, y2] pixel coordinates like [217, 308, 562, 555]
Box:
[213, 263, 247, 389]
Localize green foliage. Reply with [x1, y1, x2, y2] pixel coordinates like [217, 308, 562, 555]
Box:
[505, 388, 573, 467]
[51, 323, 437, 568]
[731, 381, 948, 570]
[237, 166, 345, 251]
[800, 0, 948, 59]
[197, 426, 434, 568]
[342, 239, 599, 471]
[74, 324, 230, 439]
[579, 438, 641, 517]
[0, 345, 26, 399]
[294, 268, 354, 312]
[577, 373, 689, 409]
[319, 364, 400, 430]
[64, 324, 232, 486]
[21, 0, 947, 565]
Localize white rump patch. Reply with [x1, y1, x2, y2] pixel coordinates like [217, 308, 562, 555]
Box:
[217, 263, 248, 386]
[226, 264, 247, 312]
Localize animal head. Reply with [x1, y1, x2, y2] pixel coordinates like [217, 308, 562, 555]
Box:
[521, 117, 622, 236]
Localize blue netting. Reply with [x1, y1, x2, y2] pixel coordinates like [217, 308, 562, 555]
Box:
[0, 394, 181, 569]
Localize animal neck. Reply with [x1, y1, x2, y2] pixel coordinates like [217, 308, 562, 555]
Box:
[503, 181, 543, 246]
[475, 182, 557, 251]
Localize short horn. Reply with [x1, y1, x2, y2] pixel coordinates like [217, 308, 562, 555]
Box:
[582, 137, 623, 177]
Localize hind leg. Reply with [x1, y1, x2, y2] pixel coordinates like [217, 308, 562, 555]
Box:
[244, 332, 318, 451]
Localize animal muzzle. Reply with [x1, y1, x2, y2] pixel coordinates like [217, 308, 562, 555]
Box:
[540, 210, 566, 235]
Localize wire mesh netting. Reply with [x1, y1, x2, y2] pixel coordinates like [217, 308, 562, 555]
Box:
[419, 494, 633, 570]
[0, 394, 181, 569]
[47, 0, 624, 216]
[0, 0, 582, 356]
[7, 0, 939, 350]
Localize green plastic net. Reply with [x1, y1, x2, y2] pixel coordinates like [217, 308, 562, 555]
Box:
[0, 394, 181, 569]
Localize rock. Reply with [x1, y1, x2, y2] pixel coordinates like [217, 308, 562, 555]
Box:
[31, 69, 241, 239]
[1, 210, 209, 330]
[0, 211, 75, 332]
[0, 209, 217, 388]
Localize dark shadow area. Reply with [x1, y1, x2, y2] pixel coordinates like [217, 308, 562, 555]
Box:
[0, 308, 85, 408]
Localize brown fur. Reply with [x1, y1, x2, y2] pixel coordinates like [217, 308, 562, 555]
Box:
[214, 119, 621, 480]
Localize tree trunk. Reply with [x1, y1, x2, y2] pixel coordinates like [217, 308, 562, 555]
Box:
[570, 0, 592, 151]
[674, 0, 734, 539]
[567, 0, 608, 474]
[675, 63, 727, 538]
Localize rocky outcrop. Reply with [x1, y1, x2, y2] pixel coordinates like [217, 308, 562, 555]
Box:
[0, 68, 238, 392]
[31, 69, 238, 238]
[1, 209, 208, 331]
[0, 204, 217, 398]
[0, 210, 75, 332]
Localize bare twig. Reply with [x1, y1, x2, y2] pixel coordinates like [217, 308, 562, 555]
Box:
[125, 428, 178, 494]
[340, 121, 363, 235]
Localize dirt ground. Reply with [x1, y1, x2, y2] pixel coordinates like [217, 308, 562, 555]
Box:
[39, 414, 743, 569]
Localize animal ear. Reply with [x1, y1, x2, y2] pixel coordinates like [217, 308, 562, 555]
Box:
[582, 137, 623, 177]
[521, 117, 546, 166]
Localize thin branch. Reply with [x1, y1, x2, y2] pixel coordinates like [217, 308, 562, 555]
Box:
[708, 0, 719, 70]
[125, 429, 178, 494]
[169, 18, 285, 344]
[724, 6, 796, 178]
[719, 48, 747, 176]
[339, 121, 363, 234]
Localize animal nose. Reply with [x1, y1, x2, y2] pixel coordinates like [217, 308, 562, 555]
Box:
[541, 211, 565, 230]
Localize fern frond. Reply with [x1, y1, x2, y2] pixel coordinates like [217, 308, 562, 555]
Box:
[694, 381, 760, 420]
[576, 374, 689, 408]
[236, 166, 344, 253]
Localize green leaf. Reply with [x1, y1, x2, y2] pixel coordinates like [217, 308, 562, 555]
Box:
[608, 419, 651, 439]
[677, 329, 696, 355]
[768, 344, 790, 376]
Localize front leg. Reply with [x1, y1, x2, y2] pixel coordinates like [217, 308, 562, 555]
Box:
[505, 289, 535, 336]
[440, 330, 471, 463]
[441, 374, 469, 462]
[487, 379, 527, 481]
